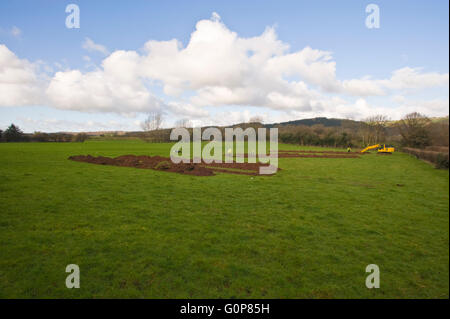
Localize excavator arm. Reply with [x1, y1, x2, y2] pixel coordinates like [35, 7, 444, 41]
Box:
[361, 144, 380, 153]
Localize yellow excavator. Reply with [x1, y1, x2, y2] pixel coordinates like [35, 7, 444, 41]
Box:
[361, 144, 395, 154]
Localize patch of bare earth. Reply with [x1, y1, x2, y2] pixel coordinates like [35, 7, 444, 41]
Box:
[68, 155, 277, 176]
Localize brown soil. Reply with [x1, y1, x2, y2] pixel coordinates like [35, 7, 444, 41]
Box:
[69, 149, 361, 176]
[68, 155, 277, 176]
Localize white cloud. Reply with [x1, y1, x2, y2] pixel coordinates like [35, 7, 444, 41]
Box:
[138, 13, 448, 109]
[0, 13, 448, 125]
[82, 37, 109, 55]
[383, 67, 449, 90]
[140, 17, 326, 109]
[392, 97, 449, 118]
[341, 77, 386, 96]
[46, 50, 164, 113]
[165, 101, 209, 118]
[18, 117, 142, 133]
[0, 44, 44, 107]
[307, 97, 450, 120]
[342, 68, 449, 96]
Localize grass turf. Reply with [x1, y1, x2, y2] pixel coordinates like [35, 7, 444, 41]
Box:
[0, 140, 448, 298]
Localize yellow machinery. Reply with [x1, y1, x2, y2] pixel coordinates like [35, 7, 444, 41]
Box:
[361, 144, 395, 154]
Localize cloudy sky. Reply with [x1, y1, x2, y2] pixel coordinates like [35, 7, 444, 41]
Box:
[0, 0, 448, 132]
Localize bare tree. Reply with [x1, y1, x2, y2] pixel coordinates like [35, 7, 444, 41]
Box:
[141, 112, 163, 131]
[364, 115, 390, 144]
[249, 115, 264, 124]
[174, 118, 192, 128]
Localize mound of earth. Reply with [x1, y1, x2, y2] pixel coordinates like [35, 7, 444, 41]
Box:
[68, 155, 277, 176]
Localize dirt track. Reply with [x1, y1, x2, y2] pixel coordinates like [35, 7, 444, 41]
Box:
[236, 150, 361, 158]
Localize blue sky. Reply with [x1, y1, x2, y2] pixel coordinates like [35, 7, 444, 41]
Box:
[0, 0, 448, 132]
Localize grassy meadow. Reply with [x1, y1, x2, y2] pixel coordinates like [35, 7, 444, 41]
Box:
[0, 139, 448, 298]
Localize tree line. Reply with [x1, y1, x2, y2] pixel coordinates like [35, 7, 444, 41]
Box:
[277, 112, 448, 149]
[1, 112, 448, 149]
[0, 124, 88, 143]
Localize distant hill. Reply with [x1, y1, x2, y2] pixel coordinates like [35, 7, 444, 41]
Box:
[264, 117, 361, 128]
[264, 116, 449, 128]
[47, 116, 449, 135]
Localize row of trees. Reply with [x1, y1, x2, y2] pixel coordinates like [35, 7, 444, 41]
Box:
[278, 112, 448, 149]
[279, 126, 353, 147]
[135, 111, 448, 149]
[0, 124, 88, 143]
[2, 112, 448, 148]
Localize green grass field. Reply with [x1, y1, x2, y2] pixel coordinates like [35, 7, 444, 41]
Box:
[0, 140, 448, 298]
